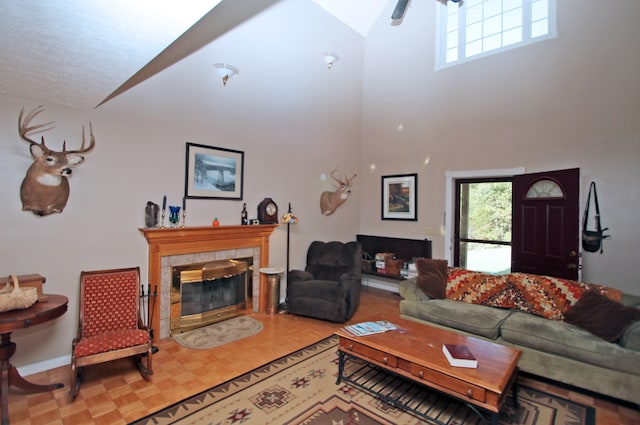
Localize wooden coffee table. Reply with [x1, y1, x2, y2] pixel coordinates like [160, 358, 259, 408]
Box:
[335, 317, 521, 425]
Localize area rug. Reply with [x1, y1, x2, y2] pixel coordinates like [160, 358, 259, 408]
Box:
[131, 336, 595, 425]
[172, 316, 263, 350]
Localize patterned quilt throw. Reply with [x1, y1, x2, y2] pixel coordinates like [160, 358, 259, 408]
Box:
[446, 268, 621, 321]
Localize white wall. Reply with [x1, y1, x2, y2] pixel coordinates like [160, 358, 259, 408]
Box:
[0, 0, 364, 368]
[359, 1, 640, 293]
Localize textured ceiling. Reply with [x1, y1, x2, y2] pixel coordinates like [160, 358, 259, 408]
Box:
[0, 0, 391, 110]
[0, 0, 222, 109]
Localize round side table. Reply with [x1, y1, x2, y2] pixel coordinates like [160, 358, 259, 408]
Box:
[0, 294, 68, 425]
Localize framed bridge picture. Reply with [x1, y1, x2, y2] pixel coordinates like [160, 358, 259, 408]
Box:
[382, 173, 417, 220]
[185, 142, 244, 200]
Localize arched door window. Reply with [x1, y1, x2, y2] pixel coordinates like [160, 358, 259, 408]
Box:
[525, 179, 564, 199]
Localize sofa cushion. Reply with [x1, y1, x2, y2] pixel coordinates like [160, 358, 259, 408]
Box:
[415, 258, 448, 299]
[564, 290, 640, 342]
[621, 321, 640, 351]
[399, 278, 432, 302]
[620, 292, 640, 308]
[501, 311, 640, 374]
[399, 298, 511, 339]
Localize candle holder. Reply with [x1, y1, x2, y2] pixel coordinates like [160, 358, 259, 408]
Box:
[181, 209, 186, 228]
[161, 195, 167, 228]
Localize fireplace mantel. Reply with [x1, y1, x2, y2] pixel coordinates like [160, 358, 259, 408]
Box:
[140, 225, 278, 341]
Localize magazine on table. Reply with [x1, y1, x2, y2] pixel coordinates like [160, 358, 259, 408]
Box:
[341, 320, 398, 337]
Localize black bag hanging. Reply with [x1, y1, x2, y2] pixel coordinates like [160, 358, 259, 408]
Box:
[581, 182, 610, 253]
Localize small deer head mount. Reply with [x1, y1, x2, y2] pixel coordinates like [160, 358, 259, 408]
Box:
[319, 168, 357, 216]
[18, 106, 95, 216]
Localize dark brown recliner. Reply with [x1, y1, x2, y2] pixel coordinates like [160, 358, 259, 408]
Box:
[286, 241, 362, 322]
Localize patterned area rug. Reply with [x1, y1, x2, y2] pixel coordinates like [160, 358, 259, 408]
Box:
[131, 336, 595, 425]
[172, 316, 263, 350]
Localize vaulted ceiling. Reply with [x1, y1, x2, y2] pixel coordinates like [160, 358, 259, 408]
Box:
[0, 0, 390, 110]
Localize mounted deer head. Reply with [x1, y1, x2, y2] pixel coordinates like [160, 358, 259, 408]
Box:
[18, 106, 95, 216]
[320, 168, 357, 216]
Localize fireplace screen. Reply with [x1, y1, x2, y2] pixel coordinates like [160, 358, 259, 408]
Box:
[170, 259, 248, 335]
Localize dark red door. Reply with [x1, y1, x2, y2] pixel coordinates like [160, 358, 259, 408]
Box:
[512, 168, 580, 279]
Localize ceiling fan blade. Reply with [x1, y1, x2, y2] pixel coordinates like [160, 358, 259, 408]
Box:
[391, 0, 409, 20]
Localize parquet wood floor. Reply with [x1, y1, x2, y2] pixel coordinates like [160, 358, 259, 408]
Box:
[7, 286, 639, 424]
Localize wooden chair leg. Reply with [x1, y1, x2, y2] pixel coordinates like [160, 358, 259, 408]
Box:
[69, 363, 82, 400]
[135, 352, 153, 378]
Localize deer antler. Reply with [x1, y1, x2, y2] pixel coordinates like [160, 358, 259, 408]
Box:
[18, 106, 95, 154]
[330, 168, 357, 185]
[18, 105, 54, 145]
[330, 167, 341, 184]
[345, 172, 357, 184]
[62, 123, 95, 154]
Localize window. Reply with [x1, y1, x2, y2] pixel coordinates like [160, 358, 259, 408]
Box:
[436, 0, 557, 69]
[454, 178, 512, 274]
[525, 179, 563, 198]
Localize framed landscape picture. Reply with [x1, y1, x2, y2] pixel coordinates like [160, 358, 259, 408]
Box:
[185, 142, 244, 200]
[381, 173, 417, 221]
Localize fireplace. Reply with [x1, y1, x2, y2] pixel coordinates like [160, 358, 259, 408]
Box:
[140, 225, 278, 341]
[171, 259, 250, 334]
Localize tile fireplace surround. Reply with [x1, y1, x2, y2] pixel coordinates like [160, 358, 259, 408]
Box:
[140, 225, 278, 340]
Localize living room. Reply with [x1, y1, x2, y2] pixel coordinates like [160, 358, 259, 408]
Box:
[0, 0, 638, 398]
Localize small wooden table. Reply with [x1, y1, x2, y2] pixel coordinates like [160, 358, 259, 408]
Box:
[0, 294, 68, 425]
[335, 317, 521, 424]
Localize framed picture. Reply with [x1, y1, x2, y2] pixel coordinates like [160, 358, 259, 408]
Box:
[381, 173, 417, 221]
[185, 142, 244, 200]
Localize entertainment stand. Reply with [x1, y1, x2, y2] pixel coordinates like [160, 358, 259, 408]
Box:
[356, 234, 432, 289]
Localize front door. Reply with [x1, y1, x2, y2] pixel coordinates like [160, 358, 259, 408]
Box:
[512, 168, 580, 279]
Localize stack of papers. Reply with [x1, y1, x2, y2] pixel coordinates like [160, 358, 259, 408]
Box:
[342, 320, 398, 337]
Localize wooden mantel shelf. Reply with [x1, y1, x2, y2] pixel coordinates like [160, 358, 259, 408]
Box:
[139, 224, 278, 341]
[140, 225, 279, 260]
[140, 224, 279, 245]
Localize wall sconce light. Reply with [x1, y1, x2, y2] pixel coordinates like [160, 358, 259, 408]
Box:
[323, 52, 339, 69]
[213, 63, 239, 86]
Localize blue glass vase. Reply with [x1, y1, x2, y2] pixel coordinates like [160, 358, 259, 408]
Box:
[168, 206, 181, 228]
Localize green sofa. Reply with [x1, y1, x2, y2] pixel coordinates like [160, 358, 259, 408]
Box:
[399, 276, 640, 405]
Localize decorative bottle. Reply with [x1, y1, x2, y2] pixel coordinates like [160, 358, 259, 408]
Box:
[144, 201, 159, 228]
[241, 203, 248, 225]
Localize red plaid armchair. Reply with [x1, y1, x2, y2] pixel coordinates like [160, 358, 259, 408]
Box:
[70, 267, 153, 399]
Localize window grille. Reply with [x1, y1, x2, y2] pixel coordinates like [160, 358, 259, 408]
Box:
[436, 0, 557, 70]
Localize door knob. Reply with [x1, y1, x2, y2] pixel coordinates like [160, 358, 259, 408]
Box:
[569, 251, 577, 257]
[567, 263, 577, 270]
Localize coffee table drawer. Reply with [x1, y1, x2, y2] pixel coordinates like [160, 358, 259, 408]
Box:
[340, 340, 398, 368]
[404, 361, 486, 403]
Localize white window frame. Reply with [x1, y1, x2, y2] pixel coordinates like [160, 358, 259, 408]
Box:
[435, 0, 557, 71]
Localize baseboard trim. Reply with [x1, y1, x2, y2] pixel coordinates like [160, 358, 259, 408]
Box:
[18, 355, 70, 377]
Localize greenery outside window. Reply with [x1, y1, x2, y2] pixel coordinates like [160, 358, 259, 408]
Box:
[455, 178, 512, 274]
